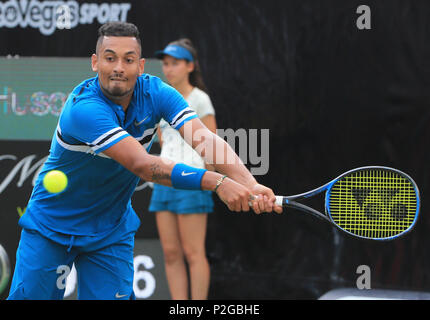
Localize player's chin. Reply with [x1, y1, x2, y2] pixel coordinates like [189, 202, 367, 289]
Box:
[108, 84, 131, 97]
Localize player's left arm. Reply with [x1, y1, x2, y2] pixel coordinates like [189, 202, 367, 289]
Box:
[179, 117, 282, 214]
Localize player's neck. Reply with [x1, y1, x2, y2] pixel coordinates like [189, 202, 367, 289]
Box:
[100, 86, 133, 111]
[114, 96, 133, 111]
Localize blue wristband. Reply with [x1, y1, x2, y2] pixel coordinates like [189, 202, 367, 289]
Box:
[171, 163, 207, 190]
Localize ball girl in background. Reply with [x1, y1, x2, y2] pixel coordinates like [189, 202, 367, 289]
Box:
[149, 38, 217, 300]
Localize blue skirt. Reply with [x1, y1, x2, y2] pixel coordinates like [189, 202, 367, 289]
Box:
[149, 184, 214, 214]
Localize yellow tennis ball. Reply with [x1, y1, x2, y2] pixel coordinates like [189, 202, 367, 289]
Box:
[43, 170, 68, 193]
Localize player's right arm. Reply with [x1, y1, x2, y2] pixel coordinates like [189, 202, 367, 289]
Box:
[62, 82, 254, 212]
[103, 136, 255, 212]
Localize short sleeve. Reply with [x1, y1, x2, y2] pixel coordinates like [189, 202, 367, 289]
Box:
[155, 80, 198, 130]
[60, 101, 130, 154]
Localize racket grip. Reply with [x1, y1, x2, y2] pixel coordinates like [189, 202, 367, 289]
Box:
[248, 195, 284, 207]
[275, 196, 283, 206]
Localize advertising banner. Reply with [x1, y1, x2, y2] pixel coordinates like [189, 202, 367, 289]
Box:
[0, 1, 132, 36]
[0, 57, 165, 140]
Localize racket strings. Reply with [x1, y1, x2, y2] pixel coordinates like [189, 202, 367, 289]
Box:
[329, 169, 418, 239]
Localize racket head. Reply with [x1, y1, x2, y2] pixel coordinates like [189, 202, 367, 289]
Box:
[325, 166, 420, 240]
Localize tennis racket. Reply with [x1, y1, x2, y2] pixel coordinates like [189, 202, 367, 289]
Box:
[271, 166, 420, 241]
[0, 244, 11, 295]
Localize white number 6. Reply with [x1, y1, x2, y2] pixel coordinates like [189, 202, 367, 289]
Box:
[133, 255, 156, 299]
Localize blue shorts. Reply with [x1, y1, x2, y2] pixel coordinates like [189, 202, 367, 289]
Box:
[7, 227, 136, 300]
[149, 184, 214, 214]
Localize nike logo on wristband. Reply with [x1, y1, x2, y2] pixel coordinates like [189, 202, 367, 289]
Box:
[181, 171, 197, 176]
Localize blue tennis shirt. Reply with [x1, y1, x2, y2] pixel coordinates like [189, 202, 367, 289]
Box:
[19, 74, 197, 239]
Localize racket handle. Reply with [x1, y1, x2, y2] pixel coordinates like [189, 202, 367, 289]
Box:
[275, 196, 283, 206]
[248, 195, 284, 207]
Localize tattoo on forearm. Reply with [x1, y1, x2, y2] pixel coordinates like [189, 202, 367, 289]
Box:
[149, 163, 171, 183]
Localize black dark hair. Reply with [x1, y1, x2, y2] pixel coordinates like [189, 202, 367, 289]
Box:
[168, 38, 208, 93]
[96, 22, 142, 55]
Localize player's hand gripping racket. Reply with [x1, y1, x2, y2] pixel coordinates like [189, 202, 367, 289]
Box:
[262, 166, 420, 240]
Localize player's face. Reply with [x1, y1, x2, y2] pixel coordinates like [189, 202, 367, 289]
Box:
[162, 55, 194, 87]
[92, 36, 145, 101]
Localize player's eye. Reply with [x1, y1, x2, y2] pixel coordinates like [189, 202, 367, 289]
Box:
[106, 56, 115, 62]
[126, 58, 134, 63]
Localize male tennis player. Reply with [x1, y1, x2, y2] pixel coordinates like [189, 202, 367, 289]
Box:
[7, 22, 282, 300]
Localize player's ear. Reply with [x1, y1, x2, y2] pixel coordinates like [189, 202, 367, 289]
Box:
[186, 61, 195, 73]
[139, 58, 145, 76]
[91, 54, 98, 72]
